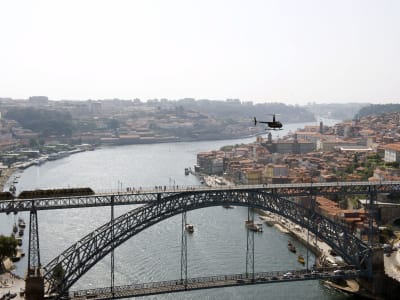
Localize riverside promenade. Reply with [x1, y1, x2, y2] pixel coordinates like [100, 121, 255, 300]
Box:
[0, 259, 25, 300]
[258, 210, 361, 294]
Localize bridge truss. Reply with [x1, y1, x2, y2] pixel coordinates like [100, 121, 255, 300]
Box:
[42, 187, 376, 297]
[1, 181, 399, 213]
[2, 181, 398, 298]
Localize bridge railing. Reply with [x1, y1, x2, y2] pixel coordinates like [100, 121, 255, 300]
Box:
[89, 180, 400, 195]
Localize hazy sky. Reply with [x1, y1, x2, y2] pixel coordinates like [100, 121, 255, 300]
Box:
[1, 0, 399, 104]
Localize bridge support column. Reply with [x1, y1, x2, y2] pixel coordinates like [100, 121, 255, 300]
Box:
[111, 195, 115, 298]
[246, 208, 254, 280]
[359, 247, 385, 297]
[181, 210, 188, 286]
[368, 188, 378, 248]
[26, 205, 44, 300]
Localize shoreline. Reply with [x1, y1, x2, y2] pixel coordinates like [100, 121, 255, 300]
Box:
[0, 167, 16, 192]
[256, 209, 361, 296]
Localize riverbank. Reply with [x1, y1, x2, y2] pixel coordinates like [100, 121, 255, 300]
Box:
[257, 209, 360, 295]
[0, 257, 25, 300]
[0, 168, 15, 192]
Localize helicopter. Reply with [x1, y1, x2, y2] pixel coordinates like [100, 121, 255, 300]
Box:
[253, 114, 283, 130]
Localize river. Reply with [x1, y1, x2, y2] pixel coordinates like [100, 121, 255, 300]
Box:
[1, 119, 353, 299]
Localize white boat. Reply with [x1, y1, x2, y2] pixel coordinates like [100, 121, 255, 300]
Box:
[245, 220, 263, 232]
[185, 224, 194, 233]
[18, 218, 26, 228]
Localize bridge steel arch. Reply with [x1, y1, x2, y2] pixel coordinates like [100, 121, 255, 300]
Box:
[43, 189, 371, 297]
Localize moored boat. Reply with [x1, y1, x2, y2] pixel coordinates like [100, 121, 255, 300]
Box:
[12, 223, 18, 234]
[245, 220, 263, 232]
[18, 218, 26, 228]
[185, 224, 194, 233]
[259, 216, 275, 226]
[298, 254, 305, 264]
[12, 247, 25, 262]
[222, 205, 234, 209]
[288, 241, 296, 253]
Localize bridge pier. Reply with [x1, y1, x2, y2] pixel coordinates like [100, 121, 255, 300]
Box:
[358, 247, 385, 297]
[245, 208, 255, 280]
[181, 210, 188, 286]
[25, 274, 44, 300]
[25, 206, 45, 300]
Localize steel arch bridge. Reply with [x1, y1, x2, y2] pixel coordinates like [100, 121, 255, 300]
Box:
[43, 188, 371, 297]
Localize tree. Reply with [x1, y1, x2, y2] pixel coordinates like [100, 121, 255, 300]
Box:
[0, 235, 17, 271]
[107, 118, 120, 130]
[5, 107, 74, 137]
[52, 262, 66, 290]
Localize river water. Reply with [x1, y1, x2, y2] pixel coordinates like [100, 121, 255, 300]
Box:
[1, 119, 353, 299]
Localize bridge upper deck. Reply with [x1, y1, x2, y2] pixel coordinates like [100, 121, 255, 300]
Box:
[1, 180, 399, 213]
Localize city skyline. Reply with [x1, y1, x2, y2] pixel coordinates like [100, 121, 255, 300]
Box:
[1, 0, 399, 104]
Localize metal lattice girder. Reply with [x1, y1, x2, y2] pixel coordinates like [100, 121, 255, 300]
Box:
[2, 181, 400, 213]
[28, 207, 41, 275]
[70, 267, 363, 299]
[245, 208, 255, 279]
[181, 211, 187, 284]
[43, 189, 372, 297]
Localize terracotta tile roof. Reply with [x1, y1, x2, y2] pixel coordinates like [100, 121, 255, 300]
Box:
[383, 143, 400, 152]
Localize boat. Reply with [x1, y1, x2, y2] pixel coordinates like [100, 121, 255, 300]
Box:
[12, 247, 25, 262]
[48, 151, 70, 161]
[185, 224, 194, 233]
[288, 241, 296, 253]
[298, 254, 305, 264]
[12, 223, 18, 234]
[259, 216, 275, 226]
[9, 185, 16, 194]
[222, 205, 234, 209]
[245, 220, 263, 232]
[18, 218, 26, 228]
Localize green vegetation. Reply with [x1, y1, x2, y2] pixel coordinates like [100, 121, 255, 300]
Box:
[355, 104, 400, 119]
[220, 145, 234, 151]
[304, 103, 369, 121]
[0, 235, 17, 271]
[52, 262, 65, 282]
[337, 153, 385, 181]
[5, 107, 74, 137]
[176, 100, 316, 123]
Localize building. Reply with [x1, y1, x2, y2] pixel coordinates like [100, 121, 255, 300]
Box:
[383, 143, 400, 162]
[197, 151, 225, 175]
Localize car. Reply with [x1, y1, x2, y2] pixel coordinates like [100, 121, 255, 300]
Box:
[283, 272, 293, 278]
[333, 269, 345, 275]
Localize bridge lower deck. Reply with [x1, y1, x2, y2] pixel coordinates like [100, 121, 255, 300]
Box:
[65, 269, 360, 300]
